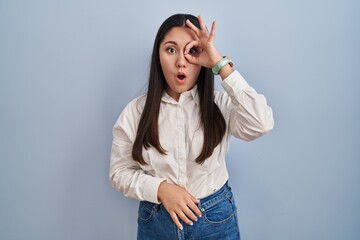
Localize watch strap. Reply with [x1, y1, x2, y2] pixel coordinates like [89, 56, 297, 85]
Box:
[212, 56, 233, 75]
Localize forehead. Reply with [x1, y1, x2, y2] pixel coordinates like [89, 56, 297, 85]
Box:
[161, 27, 198, 45]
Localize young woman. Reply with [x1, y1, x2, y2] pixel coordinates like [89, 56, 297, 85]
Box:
[110, 13, 274, 240]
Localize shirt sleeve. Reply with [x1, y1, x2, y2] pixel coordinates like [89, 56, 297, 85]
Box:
[218, 70, 274, 141]
[109, 98, 166, 204]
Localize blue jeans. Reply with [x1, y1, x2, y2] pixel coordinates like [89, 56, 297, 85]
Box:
[137, 182, 241, 240]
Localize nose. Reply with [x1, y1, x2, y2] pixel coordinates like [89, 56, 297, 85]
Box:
[176, 52, 187, 68]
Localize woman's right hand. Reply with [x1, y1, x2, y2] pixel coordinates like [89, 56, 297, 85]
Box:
[157, 181, 202, 230]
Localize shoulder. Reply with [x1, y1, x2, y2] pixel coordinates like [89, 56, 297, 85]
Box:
[125, 95, 146, 114]
[114, 95, 146, 128]
[119, 95, 146, 118]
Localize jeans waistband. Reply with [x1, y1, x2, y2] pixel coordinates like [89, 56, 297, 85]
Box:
[198, 181, 232, 210]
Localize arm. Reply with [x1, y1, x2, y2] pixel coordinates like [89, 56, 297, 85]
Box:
[109, 99, 165, 204]
[218, 71, 274, 141]
[110, 100, 202, 229]
[184, 15, 274, 140]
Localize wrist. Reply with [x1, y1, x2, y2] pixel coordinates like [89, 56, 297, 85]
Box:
[157, 180, 168, 202]
[212, 56, 233, 75]
[210, 55, 223, 68]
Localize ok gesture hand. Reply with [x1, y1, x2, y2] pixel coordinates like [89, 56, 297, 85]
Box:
[184, 15, 223, 69]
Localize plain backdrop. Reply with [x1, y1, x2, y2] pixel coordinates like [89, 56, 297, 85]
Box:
[1, 0, 359, 239]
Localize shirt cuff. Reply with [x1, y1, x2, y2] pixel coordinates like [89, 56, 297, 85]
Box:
[142, 177, 167, 204]
[220, 70, 250, 96]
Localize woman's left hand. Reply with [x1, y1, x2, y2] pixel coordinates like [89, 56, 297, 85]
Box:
[184, 15, 223, 68]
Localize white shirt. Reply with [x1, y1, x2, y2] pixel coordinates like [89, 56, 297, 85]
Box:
[110, 70, 274, 204]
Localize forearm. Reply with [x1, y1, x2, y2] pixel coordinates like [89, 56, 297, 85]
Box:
[110, 164, 165, 204]
[219, 70, 274, 140]
[219, 63, 234, 80]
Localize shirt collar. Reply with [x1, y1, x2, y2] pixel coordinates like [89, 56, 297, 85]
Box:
[161, 85, 200, 105]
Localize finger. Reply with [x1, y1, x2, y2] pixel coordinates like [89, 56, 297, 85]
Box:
[177, 211, 194, 226]
[197, 15, 208, 33]
[188, 199, 202, 218]
[185, 19, 200, 35]
[183, 206, 198, 222]
[170, 212, 183, 230]
[184, 52, 201, 66]
[209, 21, 216, 43]
[184, 41, 201, 65]
[184, 40, 198, 55]
[190, 195, 200, 204]
[184, 53, 196, 65]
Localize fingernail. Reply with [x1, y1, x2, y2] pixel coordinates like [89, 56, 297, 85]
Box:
[179, 225, 183, 230]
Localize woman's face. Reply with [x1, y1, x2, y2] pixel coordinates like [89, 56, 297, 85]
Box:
[159, 26, 202, 101]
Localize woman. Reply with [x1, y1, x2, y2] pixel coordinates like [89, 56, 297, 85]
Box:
[110, 13, 274, 239]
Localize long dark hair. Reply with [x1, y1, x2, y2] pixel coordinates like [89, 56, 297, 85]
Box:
[132, 13, 226, 165]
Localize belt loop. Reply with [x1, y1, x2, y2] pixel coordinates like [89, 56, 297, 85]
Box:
[153, 204, 157, 212]
[197, 201, 205, 213]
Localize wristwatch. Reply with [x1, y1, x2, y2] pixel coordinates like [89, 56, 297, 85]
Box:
[212, 56, 233, 75]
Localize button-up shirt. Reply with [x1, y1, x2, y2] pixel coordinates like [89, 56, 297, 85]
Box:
[110, 70, 274, 204]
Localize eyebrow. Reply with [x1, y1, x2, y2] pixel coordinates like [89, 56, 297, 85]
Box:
[162, 40, 178, 46]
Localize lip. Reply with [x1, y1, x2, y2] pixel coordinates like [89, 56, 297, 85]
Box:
[176, 72, 187, 84]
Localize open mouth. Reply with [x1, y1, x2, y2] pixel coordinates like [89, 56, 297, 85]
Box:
[176, 72, 186, 82]
[177, 74, 185, 80]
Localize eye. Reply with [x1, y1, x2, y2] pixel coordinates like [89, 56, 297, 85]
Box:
[166, 47, 176, 54]
[189, 47, 198, 55]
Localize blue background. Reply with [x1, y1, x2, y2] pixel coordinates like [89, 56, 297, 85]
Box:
[1, 0, 359, 239]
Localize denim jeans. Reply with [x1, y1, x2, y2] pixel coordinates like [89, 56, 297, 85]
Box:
[137, 182, 240, 240]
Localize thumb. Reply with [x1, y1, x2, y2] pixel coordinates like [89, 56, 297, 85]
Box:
[184, 53, 198, 65]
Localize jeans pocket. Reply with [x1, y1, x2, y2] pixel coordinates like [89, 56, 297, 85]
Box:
[138, 201, 156, 222]
[203, 192, 236, 224]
